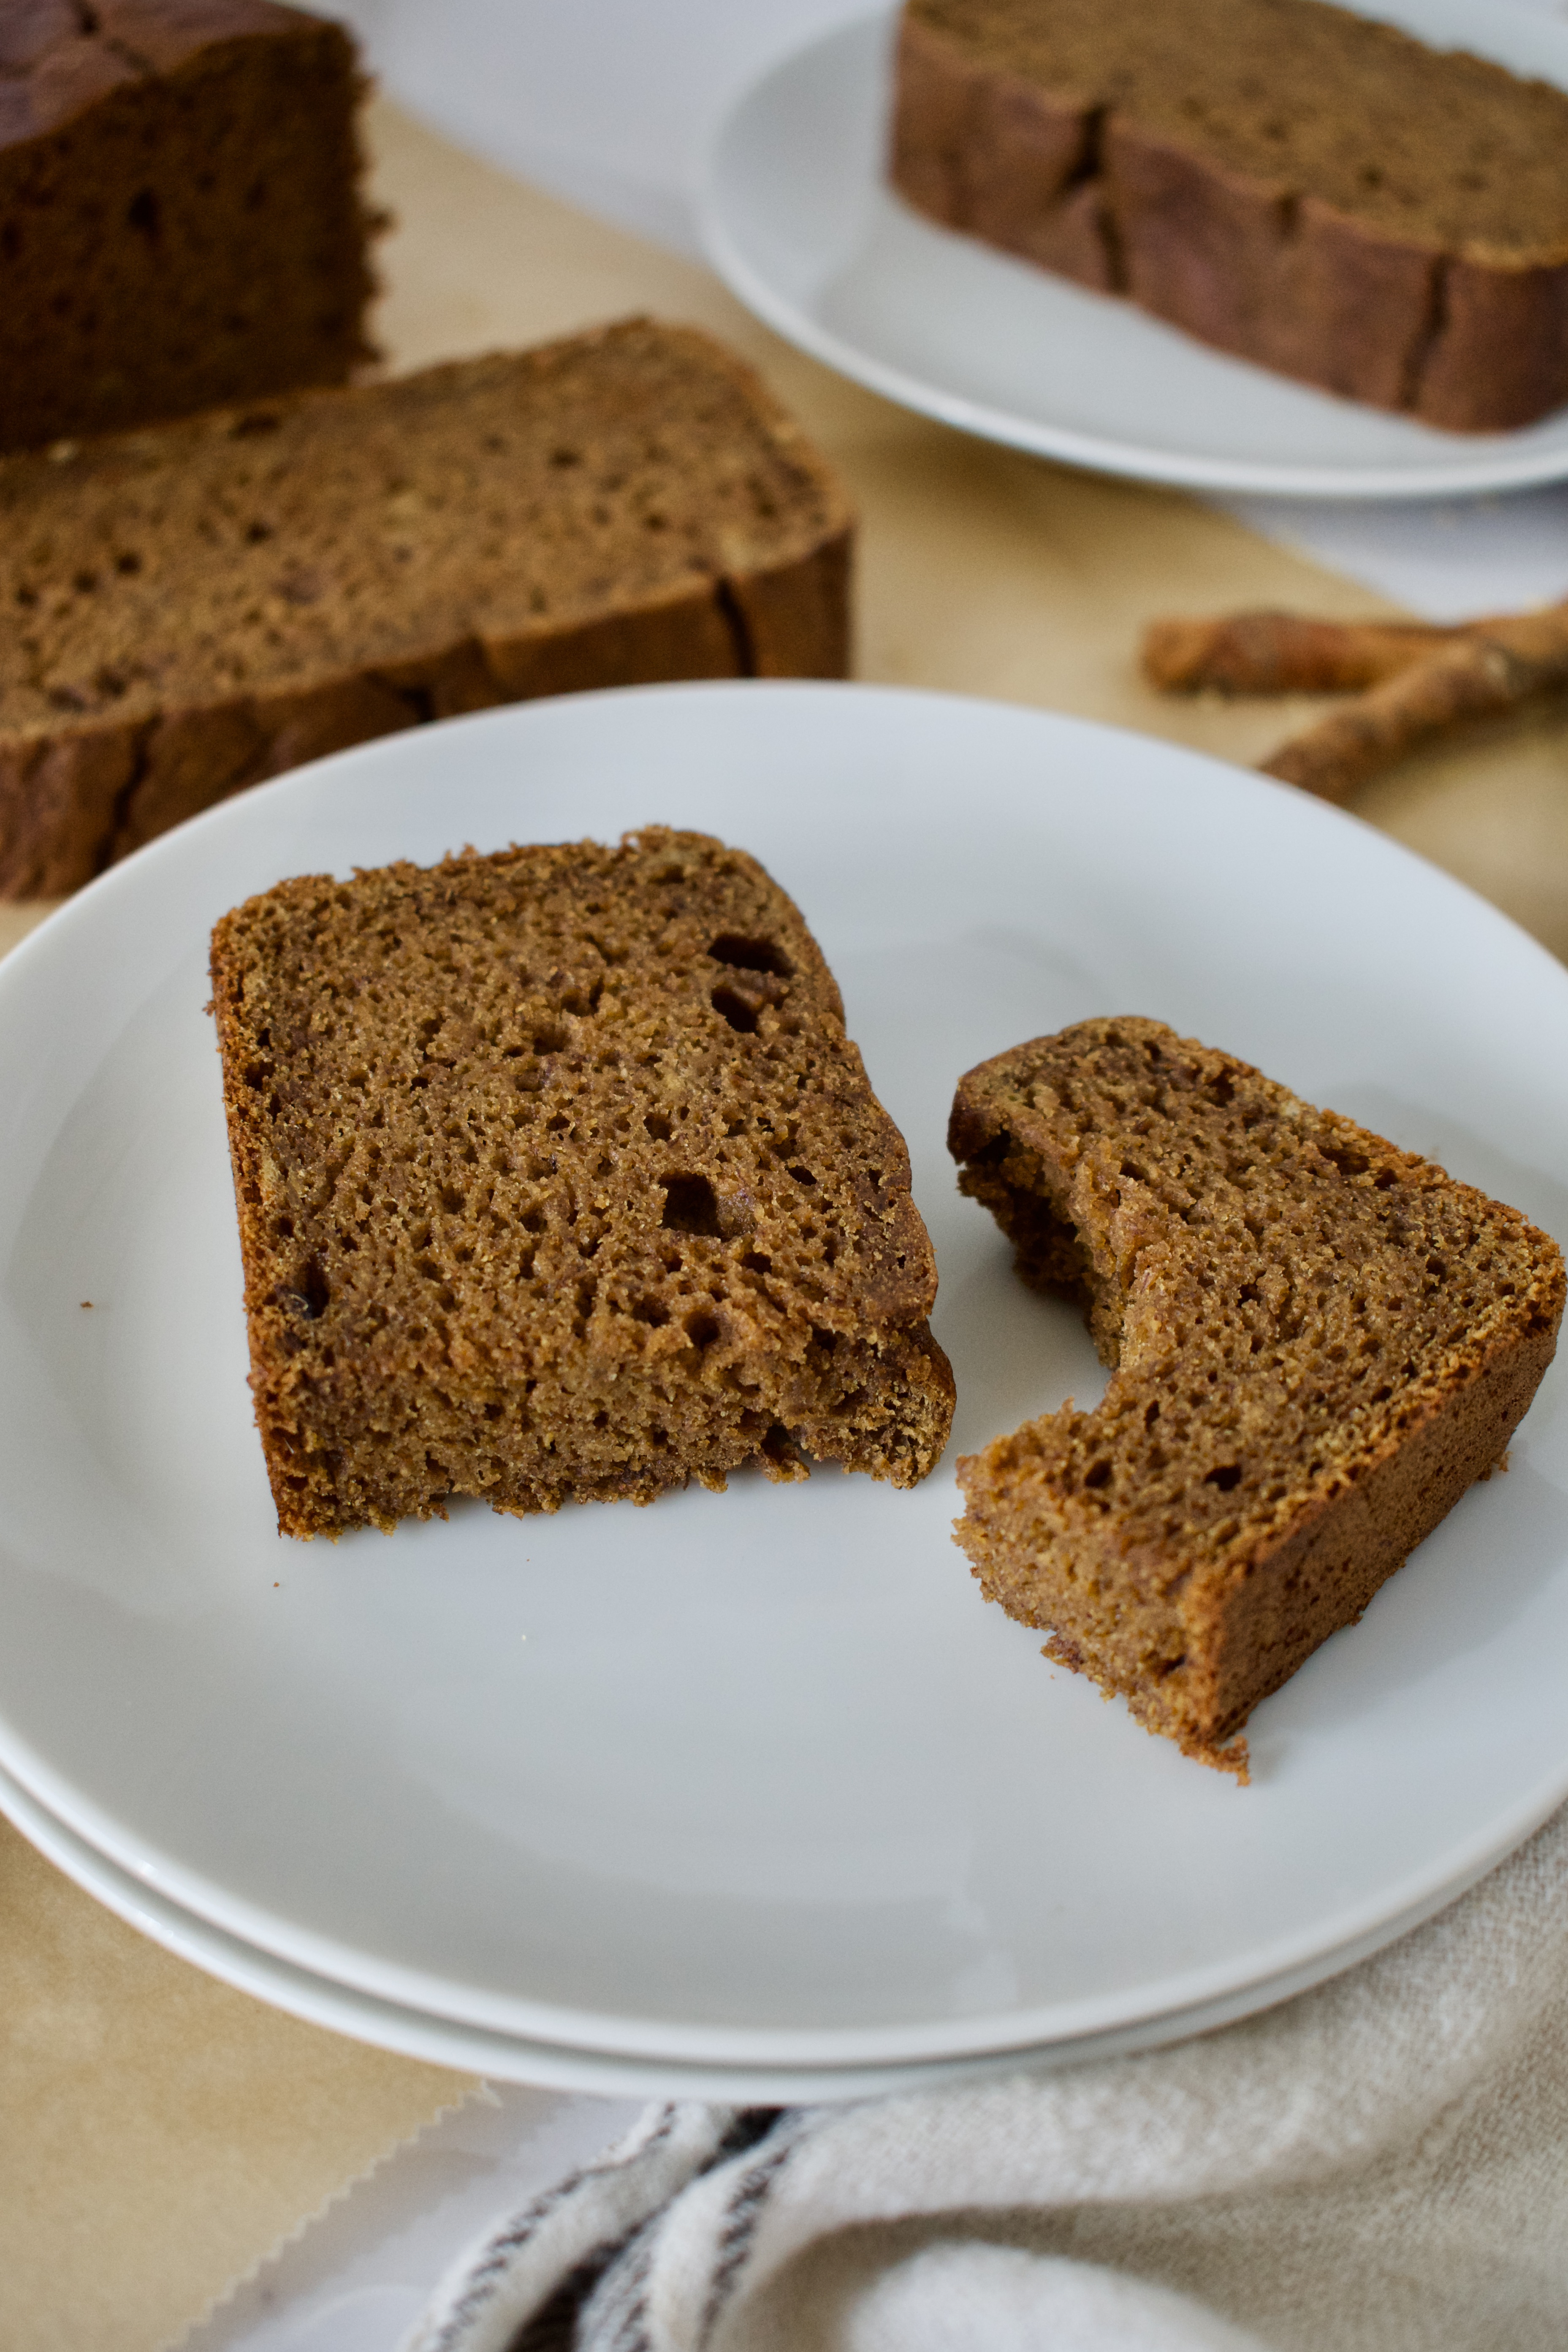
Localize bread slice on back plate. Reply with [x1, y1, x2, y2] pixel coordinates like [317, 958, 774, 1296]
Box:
[947, 1017, 1564, 1777]
[211, 829, 954, 1536]
[0, 319, 852, 897]
[891, 0, 1568, 429]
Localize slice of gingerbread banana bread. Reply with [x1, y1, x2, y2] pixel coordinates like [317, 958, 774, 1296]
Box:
[0, 319, 853, 897]
[948, 1017, 1563, 1777]
[891, 0, 1568, 430]
[211, 829, 954, 1537]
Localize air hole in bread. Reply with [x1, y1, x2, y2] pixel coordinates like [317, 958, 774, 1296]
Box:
[711, 985, 758, 1034]
[661, 1174, 721, 1237]
[708, 933, 792, 978]
[289, 1257, 331, 1319]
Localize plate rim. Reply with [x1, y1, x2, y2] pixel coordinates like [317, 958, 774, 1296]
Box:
[1, 680, 1567, 2067]
[699, 5, 1568, 502]
[0, 1749, 1533, 2102]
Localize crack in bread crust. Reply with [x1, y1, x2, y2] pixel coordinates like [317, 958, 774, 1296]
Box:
[948, 1016, 1565, 1777]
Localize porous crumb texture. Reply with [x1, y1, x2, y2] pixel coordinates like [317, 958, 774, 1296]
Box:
[0, 318, 854, 897]
[893, 0, 1568, 428]
[0, 0, 377, 451]
[211, 829, 954, 1536]
[949, 1017, 1564, 1775]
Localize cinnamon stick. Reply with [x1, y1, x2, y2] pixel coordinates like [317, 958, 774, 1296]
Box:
[1142, 600, 1568, 800]
[1263, 610, 1568, 801]
[1142, 610, 1464, 694]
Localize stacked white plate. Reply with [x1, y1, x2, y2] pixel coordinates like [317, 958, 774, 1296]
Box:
[1, 683, 1565, 2102]
[700, 0, 1568, 500]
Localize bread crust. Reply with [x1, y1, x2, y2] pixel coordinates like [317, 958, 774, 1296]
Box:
[948, 1017, 1565, 1775]
[890, 3, 1568, 431]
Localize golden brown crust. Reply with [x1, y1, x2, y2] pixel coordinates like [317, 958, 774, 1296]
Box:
[0, 321, 855, 896]
[947, 1017, 1565, 1774]
[891, 0, 1568, 429]
[211, 829, 951, 1536]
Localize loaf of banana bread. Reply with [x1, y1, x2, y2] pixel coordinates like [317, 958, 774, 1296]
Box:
[212, 829, 954, 1535]
[891, 0, 1568, 430]
[0, 0, 377, 452]
[0, 319, 854, 896]
[949, 1017, 1564, 1775]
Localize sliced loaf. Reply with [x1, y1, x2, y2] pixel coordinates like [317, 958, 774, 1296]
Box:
[0, 319, 854, 896]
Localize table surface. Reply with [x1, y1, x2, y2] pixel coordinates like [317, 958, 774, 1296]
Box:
[5, 16, 1568, 2347]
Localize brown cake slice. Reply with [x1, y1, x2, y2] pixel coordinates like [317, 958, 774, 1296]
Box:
[0, 0, 377, 452]
[211, 828, 955, 1537]
[0, 319, 853, 897]
[892, 0, 1568, 430]
[948, 1017, 1564, 1777]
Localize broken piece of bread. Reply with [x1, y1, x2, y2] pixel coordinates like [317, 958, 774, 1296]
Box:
[948, 1017, 1563, 1775]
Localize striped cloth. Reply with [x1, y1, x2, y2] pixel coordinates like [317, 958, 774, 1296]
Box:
[404, 1801, 1568, 2352]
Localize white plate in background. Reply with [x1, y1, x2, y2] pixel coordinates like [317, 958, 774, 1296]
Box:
[0, 682, 1564, 2071]
[701, 4, 1568, 499]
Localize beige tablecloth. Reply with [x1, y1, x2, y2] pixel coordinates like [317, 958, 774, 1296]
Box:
[3, 96, 1564, 2352]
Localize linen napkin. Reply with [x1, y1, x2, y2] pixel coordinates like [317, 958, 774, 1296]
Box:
[403, 1800, 1568, 2352]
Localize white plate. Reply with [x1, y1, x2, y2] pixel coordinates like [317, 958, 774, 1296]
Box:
[0, 681, 1566, 2071]
[701, 3, 1568, 499]
[0, 1756, 1023, 2102]
[5, 1752, 1489, 2103]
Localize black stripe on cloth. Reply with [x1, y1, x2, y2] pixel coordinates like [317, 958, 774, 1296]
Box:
[439, 2116, 677, 2352]
[571, 2110, 792, 2352]
[697, 2119, 817, 2345]
[413, 2106, 690, 2352]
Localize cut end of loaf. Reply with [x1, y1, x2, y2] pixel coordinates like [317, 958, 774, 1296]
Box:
[0, 2, 380, 452]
